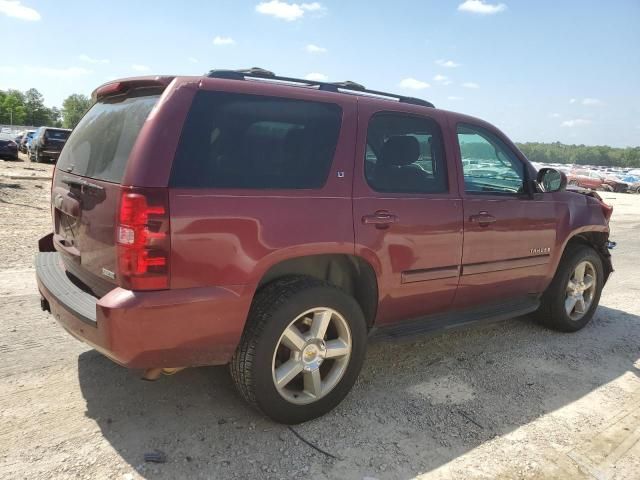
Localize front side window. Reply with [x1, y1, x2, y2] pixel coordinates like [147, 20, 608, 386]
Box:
[364, 113, 448, 194]
[457, 124, 525, 194]
[170, 91, 342, 189]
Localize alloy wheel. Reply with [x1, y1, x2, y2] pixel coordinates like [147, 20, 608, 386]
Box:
[565, 260, 597, 321]
[272, 307, 352, 405]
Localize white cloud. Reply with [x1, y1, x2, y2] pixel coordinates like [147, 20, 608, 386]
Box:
[462, 81, 480, 88]
[79, 54, 109, 64]
[213, 35, 235, 46]
[188, 57, 199, 63]
[399, 78, 430, 90]
[0, 66, 17, 74]
[582, 97, 604, 106]
[549, 113, 561, 118]
[131, 64, 151, 72]
[25, 66, 92, 78]
[436, 59, 460, 68]
[433, 74, 452, 85]
[561, 118, 591, 127]
[0, 0, 41, 21]
[458, 0, 507, 15]
[255, 1, 324, 21]
[305, 44, 327, 53]
[305, 72, 328, 81]
[569, 98, 577, 104]
[447, 96, 463, 101]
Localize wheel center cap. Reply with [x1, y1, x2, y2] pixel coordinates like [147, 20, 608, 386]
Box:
[301, 341, 326, 371]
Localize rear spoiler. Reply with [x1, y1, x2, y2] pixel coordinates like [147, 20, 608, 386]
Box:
[91, 76, 175, 102]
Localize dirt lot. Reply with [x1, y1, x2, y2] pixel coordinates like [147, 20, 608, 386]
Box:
[1, 155, 639, 480]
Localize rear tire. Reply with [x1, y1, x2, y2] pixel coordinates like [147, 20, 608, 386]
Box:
[230, 276, 367, 424]
[535, 244, 604, 332]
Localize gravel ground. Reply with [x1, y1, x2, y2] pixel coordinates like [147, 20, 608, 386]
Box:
[0, 155, 639, 479]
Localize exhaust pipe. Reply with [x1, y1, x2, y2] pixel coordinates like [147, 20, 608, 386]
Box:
[142, 367, 185, 381]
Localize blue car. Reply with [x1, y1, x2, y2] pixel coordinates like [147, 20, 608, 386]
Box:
[19, 130, 36, 154]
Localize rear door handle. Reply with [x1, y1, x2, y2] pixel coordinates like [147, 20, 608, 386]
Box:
[362, 211, 398, 229]
[469, 211, 496, 227]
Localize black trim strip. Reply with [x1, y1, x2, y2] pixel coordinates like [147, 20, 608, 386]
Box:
[401, 266, 459, 284]
[462, 254, 550, 276]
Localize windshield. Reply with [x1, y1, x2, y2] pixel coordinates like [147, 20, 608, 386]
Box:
[46, 129, 71, 140]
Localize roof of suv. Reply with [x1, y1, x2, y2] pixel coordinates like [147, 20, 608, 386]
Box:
[91, 68, 501, 136]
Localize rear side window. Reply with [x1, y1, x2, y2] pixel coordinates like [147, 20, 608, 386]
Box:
[365, 113, 448, 194]
[57, 92, 160, 183]
[170, 91, 342, 189]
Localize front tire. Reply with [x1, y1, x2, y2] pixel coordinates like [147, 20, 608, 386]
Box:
[231, 276, 367, 424]
[535, 244, 604, 332]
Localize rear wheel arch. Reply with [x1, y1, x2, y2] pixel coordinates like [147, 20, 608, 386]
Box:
[255, 254, 379, 329]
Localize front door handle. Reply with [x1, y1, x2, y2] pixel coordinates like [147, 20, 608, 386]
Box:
[362, 211, 398, 229]
[469, 211, 496, 227]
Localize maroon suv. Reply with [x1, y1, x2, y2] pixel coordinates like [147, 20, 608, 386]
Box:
[36, 69, 613, 424]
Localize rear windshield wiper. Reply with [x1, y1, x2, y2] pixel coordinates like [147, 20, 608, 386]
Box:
[61, 177, 104, 191]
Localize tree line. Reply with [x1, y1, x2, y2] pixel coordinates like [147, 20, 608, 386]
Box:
[516, 142, 640, 168]
[0, 88, 91, 129]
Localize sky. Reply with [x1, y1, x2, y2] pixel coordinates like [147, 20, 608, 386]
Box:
[1, 0, 639, 147]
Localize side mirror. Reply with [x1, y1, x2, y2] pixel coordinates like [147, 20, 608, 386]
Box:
[536, 168, 566, 192]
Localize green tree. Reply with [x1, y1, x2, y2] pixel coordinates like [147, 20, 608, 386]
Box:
[517, 142, 640, 168]
[49, 106, 62, 127]
[62, 94, 92, 129]
[0, 89, 27, 125]
[24, 88, 50, 126]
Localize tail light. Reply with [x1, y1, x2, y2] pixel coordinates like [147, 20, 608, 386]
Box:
[117, 188, 170, 290]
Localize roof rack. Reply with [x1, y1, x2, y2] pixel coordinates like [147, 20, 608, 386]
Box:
[205, 67, 435, 108]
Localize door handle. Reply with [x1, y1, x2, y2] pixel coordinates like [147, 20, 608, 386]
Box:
[469, 211, 496, 227]
[362, 211, 398, 229]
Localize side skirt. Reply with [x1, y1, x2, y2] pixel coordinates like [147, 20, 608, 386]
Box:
[369, 296, 540, 341]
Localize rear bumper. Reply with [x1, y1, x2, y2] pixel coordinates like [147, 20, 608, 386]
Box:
[36, 251, 252, 368]
[0, 147, 18, 157]
[41, 150, 61, 159]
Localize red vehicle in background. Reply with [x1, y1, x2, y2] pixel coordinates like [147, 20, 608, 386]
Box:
[567, 169, 609, 190]
[35, 68, 614, 423]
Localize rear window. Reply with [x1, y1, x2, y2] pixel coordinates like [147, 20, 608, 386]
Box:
[170, 91, 342, 189]
[57, 92, 160, 183]
[45, 129, 70, 140]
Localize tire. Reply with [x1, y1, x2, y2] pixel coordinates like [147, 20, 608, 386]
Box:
[230, 276, 367, 424]
[535, 244, 604, 332]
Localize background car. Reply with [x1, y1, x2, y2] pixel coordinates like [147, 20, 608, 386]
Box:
[603, 174, 629, 193]
[19, 130, 36, 153]
[0, 133, 19, 160]
[566, 169, 609, 190]
[618, 174, 640, 193]
[29, 127, 72, 163]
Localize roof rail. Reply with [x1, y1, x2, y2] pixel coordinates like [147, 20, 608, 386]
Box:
[205, 67, 435, 108]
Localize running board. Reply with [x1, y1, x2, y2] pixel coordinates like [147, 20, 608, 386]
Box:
[370, 297, 540, 341]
